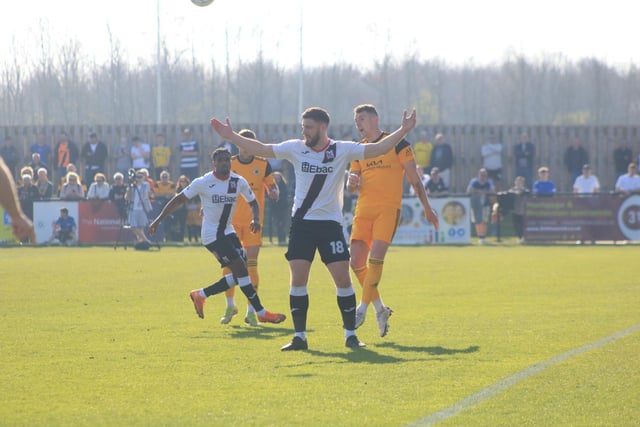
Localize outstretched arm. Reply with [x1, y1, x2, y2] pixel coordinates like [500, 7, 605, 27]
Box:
[210, 117, 275, 158]
[148, 192, 188, 235]
[364, 109, 417, 159]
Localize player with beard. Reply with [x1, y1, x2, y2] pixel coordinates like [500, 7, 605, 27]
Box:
[211, 107, 417, 351]
[347, 104, 439, 337]
[148, 148, 286, 324]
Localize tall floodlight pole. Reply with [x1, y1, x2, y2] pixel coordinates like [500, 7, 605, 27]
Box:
[297, 2, 304, 116]
[156, 0, 162, 125]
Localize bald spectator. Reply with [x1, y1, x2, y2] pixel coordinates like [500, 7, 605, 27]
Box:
[615, 163, 640, 194]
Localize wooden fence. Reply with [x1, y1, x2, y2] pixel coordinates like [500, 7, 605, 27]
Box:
[3, 123, 639, 192]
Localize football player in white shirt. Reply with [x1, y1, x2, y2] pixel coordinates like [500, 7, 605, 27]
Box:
[148, 148, 286, 324]
[211, 107, 417, 351]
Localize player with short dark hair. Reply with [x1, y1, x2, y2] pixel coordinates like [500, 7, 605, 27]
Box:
[220, 129, 280, 326]
[211, 107, 418, 351]
[148, 147, 286, 324]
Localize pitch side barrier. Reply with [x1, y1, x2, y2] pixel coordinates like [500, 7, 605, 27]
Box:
[391, 196, 472, 245]
[496, 192, 640, 243]
[4, 196, 474, 246]
[26, 200, 167, 245]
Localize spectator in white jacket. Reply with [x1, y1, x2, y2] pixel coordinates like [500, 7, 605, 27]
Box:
[86, 173, 111, 200]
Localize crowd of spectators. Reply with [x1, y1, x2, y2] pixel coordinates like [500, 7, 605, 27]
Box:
[407, 131, 640, 199]
[3, 127, 640, 244]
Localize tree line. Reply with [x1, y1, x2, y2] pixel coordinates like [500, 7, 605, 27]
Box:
[1, 32, 639, 128]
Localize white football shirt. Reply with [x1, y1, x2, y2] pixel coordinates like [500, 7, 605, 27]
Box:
[273, 139, 365, 223]
[182, 171, 255, 245]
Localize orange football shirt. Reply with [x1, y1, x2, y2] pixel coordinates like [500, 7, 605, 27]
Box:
[350, 132, 414, 210]
[230, 155, 275, 225]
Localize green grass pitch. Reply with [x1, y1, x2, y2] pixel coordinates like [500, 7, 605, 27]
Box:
[1, 243, 639, 426]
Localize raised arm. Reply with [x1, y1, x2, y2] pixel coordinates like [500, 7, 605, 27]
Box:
[363, 109, 417, 159]
[210, 117, 275, 158]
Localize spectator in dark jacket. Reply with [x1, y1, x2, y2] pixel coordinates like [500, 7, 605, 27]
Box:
[564, 137, 589, 186]
[81, 132, 108, 183]
[429, 133, 453, 189]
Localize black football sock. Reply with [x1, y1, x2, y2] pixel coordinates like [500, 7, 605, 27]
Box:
[239, 284, 264, 313]
[337, 292, 357, 331]
[290, 294, 309, 333]
[203, 276, 232, 297]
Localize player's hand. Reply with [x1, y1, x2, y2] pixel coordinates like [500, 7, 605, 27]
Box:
[401, 109, 417, 133]
[250, 220, 261, 234]
[425, 207, 439, 231]
[268, 187, 279, 201]
[210, 117, 234, 139]
[347, 172, 360, 190]
[148, 219, 159, 235]
[11, 213, 35, 243]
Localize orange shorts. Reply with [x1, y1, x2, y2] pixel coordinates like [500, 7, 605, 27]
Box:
[233, 222, 263, 247]
[350, 205, 401, 247]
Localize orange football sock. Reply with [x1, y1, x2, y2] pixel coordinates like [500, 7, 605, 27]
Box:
[362, 258, 383, 304]
[352, 265, 368, 288]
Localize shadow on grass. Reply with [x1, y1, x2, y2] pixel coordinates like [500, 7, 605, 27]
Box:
[375, 341, 480, 355]
[304, 347, 405, 364]
[189, 325, 301, 340]
[225, 324, 300, 339]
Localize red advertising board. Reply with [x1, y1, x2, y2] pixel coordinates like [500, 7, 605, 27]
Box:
[77, 201, 133, 243]
[524, 194, 640, 242]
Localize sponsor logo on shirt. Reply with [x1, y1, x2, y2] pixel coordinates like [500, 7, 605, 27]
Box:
[212, 194, 237, 203]
[301, 162, 333, 174]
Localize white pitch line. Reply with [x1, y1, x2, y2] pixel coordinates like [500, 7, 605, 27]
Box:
[407, 323, 640, 427]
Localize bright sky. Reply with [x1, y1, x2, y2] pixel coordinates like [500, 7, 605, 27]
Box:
[1, 0, 638, 71]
